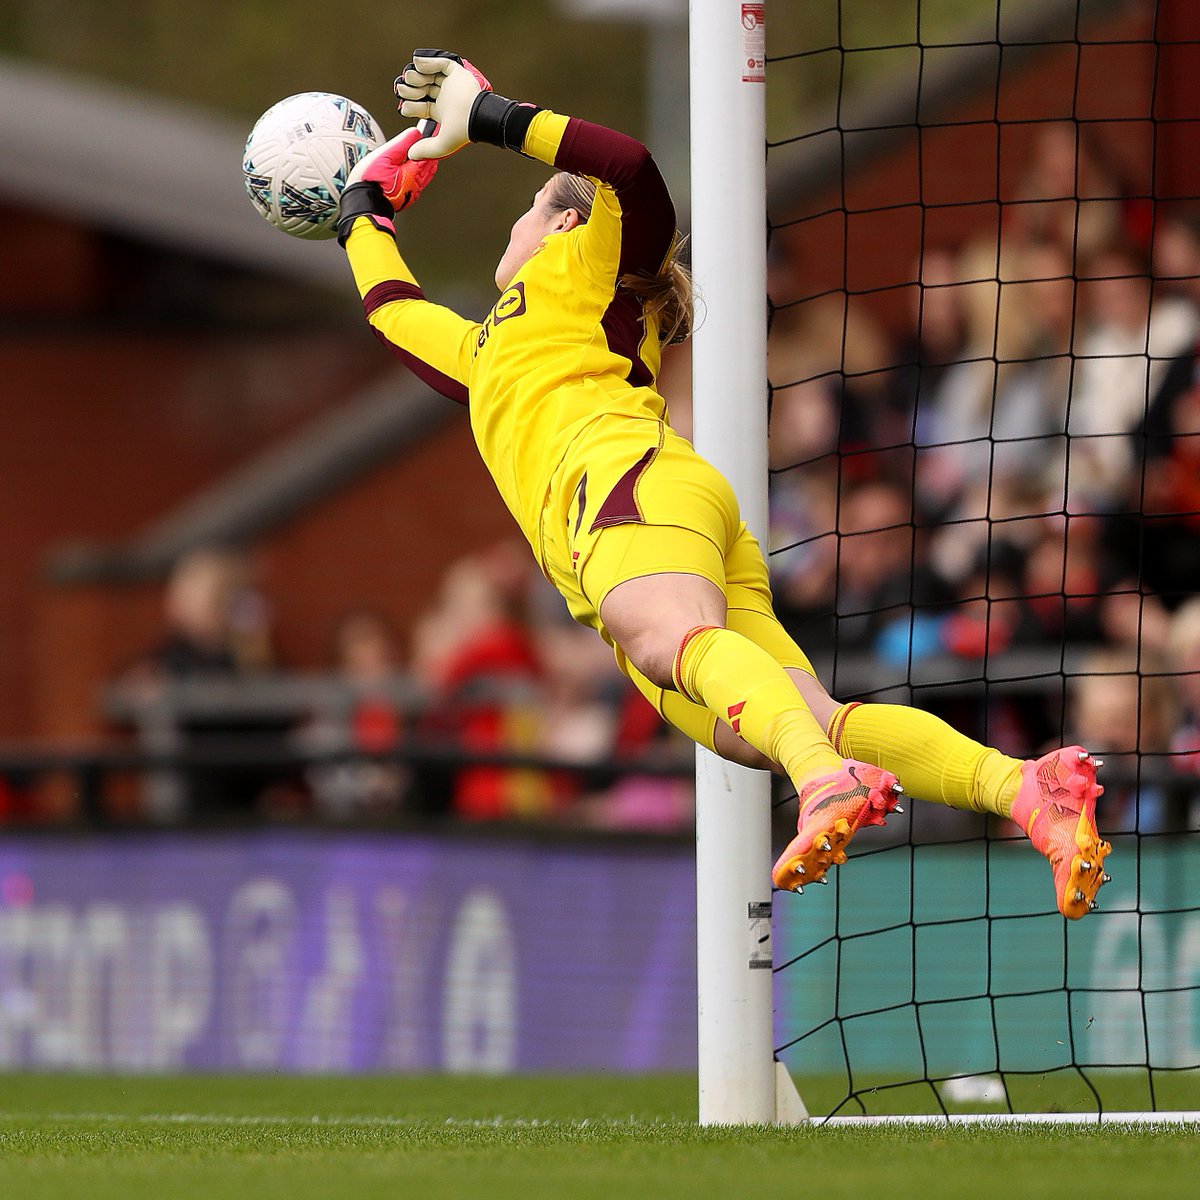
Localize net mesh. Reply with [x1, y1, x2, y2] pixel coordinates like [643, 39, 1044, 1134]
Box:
[765, 0, 1200, 1117]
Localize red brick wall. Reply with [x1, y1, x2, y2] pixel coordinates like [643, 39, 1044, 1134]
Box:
[0, 320, 388, 738]
[24, 414, 513, 741]
[256, 417, 514, 674]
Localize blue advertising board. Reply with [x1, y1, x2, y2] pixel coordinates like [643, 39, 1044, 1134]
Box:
[0, 830, 697, 1072]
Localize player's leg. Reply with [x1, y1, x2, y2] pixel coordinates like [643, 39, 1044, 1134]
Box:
[705, 530, 1108, 912]
[604, 568, 904, 891]
[592, 523, 903, 888]
[561, 427, 902, 885]
[716, 526, 1023, 811]
[826, 698, 1111, 916]
[709, 532, 908, 887]
[562, 431, 847, 788]
[714, 523, 1083, 830]
[590, 523, 843, 786]
[823, 699, 1024, 818]
[662, 600, 1111, 917]
[718, 531, 1110, 913]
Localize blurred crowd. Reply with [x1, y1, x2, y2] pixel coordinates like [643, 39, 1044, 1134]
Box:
[93, 539, 694, 833]
[755, 123, 1200, 836]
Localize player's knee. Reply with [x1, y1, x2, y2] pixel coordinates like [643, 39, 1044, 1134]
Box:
[618, 628, 678, 690]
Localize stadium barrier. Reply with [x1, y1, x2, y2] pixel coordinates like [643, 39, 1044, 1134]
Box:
[0, 642, 1153, 824]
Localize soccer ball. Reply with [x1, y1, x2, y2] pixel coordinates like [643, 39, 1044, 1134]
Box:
[243, 92, 386, 240]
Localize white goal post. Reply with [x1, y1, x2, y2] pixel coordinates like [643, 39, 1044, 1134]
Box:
[689, 0, 802, 1126]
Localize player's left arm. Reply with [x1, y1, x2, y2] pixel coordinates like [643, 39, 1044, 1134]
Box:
[524, 110, 677, 285]
[336, 127, 478, 403]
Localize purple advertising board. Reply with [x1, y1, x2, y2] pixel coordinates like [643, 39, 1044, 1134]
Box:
[0, 830, 698, 1072]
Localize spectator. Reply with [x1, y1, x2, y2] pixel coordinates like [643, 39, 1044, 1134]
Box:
[129, 547, 259, 680]
[1151, 206, 1200, 308]
[1067, 242, 1198, 514]
[523, 567, 694, 830]
[1097, 579, 1173, 659]
[1123, 341, 1200, 606]
[534, 618, 661, 824]
[940, 538, 1045, 660]
[767, 242, 834, 475]
[118, 546, 284, 820]
[915, 238, 1075, 538]
[1005, 122, 1127, 262]
[535, 620, 622, 769]
[1165, 601, 1200, 837]
[1066, 647, 1178, 834]
[305, 609, 410, 820]
[832, 478, 950, 655]
[769, 377, 840, 473]
[410, 545, 549, 820]
[769, 463, 841, 649]
[1022, 514, 1109, 646]
[594, 684, 694, 833]
[767, 244, 901, 480]
[898, 247, 971, 451]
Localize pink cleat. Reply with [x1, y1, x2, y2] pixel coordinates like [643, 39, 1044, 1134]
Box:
[1011, 746, 1112, 920]
[772, 760, 904, 892]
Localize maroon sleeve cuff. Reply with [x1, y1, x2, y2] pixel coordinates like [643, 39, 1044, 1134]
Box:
[362, 282, 469, 406]
[363, 280, 426, 312]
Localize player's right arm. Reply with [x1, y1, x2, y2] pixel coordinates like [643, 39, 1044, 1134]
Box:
[337, 129, 478, 405]
[342, 221, 477, 405]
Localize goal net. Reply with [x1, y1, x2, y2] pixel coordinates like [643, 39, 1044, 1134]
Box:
[763, 0, 1200, 1119]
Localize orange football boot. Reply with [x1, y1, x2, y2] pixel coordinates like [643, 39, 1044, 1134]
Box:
[1011, 746, 1112, 919]
[772, 760, 904, 892]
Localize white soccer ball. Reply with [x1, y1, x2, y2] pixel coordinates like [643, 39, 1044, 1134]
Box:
[243, 92, 386, 240]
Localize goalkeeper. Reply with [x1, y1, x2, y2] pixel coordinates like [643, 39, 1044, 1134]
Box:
[333, 51, 1110, 918]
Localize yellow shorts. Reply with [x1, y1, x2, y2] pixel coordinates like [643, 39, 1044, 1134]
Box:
[539, 417, 817, 752]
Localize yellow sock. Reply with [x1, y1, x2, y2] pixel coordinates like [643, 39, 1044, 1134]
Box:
[828, 701, 1023, 817]
[675, 626, 842, 785]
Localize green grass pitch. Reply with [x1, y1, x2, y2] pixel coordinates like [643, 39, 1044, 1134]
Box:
[0, 1074, 1196, 1200]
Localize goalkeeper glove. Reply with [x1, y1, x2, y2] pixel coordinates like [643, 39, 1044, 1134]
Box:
[335, 126, 438, 246]
[395, 51, 542, 160]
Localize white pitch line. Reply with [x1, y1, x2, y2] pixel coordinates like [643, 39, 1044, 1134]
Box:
[3, 1110, 1196, 1129]
[821, 1111, 1200, 1127]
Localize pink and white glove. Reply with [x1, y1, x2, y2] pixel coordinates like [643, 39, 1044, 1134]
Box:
[394, 51, 493, 161]
[346, 126, 438, 210]
[336, 125, 438, 245]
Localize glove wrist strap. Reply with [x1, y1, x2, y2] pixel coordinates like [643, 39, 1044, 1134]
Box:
[336, 183, 395, 247]
[468, 91, 542, 152]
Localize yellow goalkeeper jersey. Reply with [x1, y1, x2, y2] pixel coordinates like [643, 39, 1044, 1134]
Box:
[343, 108, 678, 560]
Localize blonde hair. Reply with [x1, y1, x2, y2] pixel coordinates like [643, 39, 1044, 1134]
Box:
[546, 172, 693, 346]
